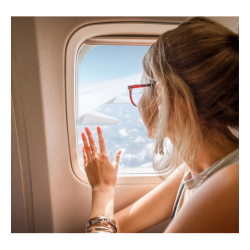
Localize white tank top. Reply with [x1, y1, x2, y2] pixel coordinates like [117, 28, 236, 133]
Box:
[169, 148, 239, 222]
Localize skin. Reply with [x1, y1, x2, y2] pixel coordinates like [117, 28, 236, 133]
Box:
[137, 85, 159, 139]
[81, 83, 239, 233]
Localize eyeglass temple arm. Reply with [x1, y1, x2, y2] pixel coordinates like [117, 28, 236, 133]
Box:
[129, 89, 137, 107]
[128, 84, 152, 89]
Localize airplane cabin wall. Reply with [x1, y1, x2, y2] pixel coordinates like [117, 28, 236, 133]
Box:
[11, 101, 26, 233]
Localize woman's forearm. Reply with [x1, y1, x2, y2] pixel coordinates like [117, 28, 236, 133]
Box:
[90, 187, 115, 219]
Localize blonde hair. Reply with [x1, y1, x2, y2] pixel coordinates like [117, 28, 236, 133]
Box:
[142, 17, 239, 177]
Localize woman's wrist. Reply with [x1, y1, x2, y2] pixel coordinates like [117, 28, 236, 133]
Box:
[92, 185, 115, 194]
[90, 186, 115, 219]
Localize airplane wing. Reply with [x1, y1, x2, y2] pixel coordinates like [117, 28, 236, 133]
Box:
[77, 73, 141, 125]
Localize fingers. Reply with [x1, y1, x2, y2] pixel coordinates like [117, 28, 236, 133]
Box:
[97, 126, 107, 154]
[82, 145, 87, 166]
[113, 150, 122, 170]
[81, 132, 91, 160]
[85, 127, 97, 155]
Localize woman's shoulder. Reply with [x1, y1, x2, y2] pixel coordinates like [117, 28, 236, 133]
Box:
[165, 163, 239, 233]
[215, 162, 239, 179]
[208, 162, 239, 191]
[203, 162, 239, 196]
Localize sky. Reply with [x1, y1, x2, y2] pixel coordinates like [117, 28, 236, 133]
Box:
[79, 45, 150, 84]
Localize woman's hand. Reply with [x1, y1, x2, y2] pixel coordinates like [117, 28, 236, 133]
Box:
[81, 126, 121, 191]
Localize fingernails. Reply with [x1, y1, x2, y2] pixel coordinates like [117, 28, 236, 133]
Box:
[97, 126, 101, 133]
[118, 150, 122, 155]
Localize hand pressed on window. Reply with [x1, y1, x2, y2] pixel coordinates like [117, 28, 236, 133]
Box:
[81, 126, 122, 191]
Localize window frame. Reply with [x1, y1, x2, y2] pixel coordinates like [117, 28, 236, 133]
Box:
[65, 22, 178, 185]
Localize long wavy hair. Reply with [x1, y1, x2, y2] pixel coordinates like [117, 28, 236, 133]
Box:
[142, 17, 239, 178]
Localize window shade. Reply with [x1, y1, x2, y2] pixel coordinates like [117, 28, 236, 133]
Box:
[84, 35, 159, 46]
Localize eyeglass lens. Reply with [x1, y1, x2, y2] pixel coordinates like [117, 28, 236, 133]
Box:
[131, 88, 143, 106]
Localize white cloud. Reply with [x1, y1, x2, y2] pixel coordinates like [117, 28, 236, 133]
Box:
[125, 114, 129, 118]
[106, 108, 111, 112]
[119, 129, 129, 137]
[134, 136, 145, 143]
[138, 118, 143, 123]
[120, 143, 154, 162]
[131, 128, 138, 132]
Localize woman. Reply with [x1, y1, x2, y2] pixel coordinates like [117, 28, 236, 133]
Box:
[81, 17, 239, 233]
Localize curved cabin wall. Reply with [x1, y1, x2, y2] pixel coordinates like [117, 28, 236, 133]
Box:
[11, 16, 238, 233]
[11, 100, 26, 233]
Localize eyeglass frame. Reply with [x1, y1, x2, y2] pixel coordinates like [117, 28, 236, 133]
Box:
[127, 84, 154, 107]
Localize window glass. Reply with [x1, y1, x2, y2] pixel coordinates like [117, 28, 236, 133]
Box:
[76, 45, 171, 174]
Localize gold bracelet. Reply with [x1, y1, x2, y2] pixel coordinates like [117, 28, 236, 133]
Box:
[85, 216, 117, 233]
[87, 216, 116, 226]
[86, 225, 114, 233]
[85, 221, 116, 233]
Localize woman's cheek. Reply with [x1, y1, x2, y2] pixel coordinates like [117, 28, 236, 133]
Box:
[138, 94, 159, 139]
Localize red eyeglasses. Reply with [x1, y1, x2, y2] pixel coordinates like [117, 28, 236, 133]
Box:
[128, 84, 153, 107]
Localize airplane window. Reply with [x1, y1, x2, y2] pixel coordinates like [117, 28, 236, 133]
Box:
[76, 45, 172, 174]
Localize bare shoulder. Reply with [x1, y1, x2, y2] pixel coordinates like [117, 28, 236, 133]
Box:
[165, 163, 239, 233]
[215, 162, 239, 180]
